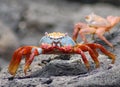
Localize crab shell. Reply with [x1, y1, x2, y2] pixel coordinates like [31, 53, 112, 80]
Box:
[39, 32, 75, 47]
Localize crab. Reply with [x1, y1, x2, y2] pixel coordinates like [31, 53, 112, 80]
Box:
[72, 13, 120, 48]
[8, 32, 116, 76]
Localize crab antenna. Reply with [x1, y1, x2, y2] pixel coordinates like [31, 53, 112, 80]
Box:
[45, 32, 48, 36]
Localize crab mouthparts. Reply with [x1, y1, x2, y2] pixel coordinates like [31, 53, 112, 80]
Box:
[52, 41, 61, 47]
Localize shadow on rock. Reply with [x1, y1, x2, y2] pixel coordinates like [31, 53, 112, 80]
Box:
[16, 58, 95, 79]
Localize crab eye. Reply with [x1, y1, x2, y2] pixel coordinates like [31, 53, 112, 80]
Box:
[65, 33, 68, 36]
[45, 32, 48, 36]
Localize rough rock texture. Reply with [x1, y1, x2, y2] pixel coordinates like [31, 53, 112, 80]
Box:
[0, 48, 120, 87]
[0, 0, 120, 87]
[0, 53, 119, 87]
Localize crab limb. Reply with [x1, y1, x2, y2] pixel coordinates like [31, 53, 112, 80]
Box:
[72, 23, 81, 43]
[74, 48, 90, 70]
[86, 43, 116, 64]
[72, 23, 96, 43]
[90, 48, 99, 57]
[59, 45, 91, 69]
[24, 48, 42, 75]
[8, 46, 42, 76]
[107, 16, 120, 28]
[95, 16, 120, 48]
[76, 44, 100, 68]
[95, 27, 113, 48]
[8, 46, 31, 76]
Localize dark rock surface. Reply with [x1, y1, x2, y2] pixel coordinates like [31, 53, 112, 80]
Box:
[66, 0, 120, 6]
[0, 0, 120, 87]
[0, 50, 120, 87]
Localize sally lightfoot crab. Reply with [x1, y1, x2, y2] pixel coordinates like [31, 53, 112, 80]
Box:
[72, 13, 120, 48]
[8, 32, 116, 76]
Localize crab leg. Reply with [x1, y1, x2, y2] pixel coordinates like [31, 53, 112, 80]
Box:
[60, 46, 90, 69]
[72, 23, 96, 43]
[8, 46, 31, 76]
[86, 43, 116, 64]
[24, 48, 42, 75]
[95, 27, 113, 48]
[8, 46, 42, 76]
[72, 23, 81, 43]
[74, 48, 90, 70]
[76, 44, 100, 68]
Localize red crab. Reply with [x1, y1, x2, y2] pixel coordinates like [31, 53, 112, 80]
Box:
[8, 32, 116, 76]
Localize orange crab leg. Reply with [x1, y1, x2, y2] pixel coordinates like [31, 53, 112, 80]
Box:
[72, 23, 81, 43]
[86, 43, 116, 64]
[95, 27, 113, 48]
[8, 47, 31, 76]
[74, 48, 90, 70]
[25, 54, 30, 64]
[91, 48, 99, 57]
[24, 49, 39, 75]
[72, 22, 96, 43]
[8, 46, 41, 76]
[76, 44, 100, 68]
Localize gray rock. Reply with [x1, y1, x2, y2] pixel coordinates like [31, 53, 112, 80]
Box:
[0, 21, 19, 61]
[30, 59, 88, 78]
[0, 51, 118, 87]
[0, 0, 26, 29]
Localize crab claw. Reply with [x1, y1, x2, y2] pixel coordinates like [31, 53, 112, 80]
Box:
[8, 46, 42, 76]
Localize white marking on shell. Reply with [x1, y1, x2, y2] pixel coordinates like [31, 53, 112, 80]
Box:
[57, 43, 60, 47]
[31, 48, 35, 53]
[37, 48, 42, 54]
[31, 48, 42, 54]
[53, 43, 56, 46]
